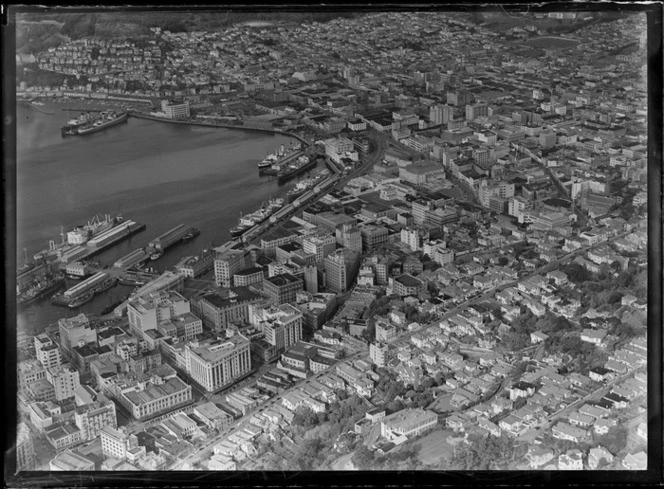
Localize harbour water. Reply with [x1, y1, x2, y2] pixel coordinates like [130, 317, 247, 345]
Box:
[15, 100, 319, 334]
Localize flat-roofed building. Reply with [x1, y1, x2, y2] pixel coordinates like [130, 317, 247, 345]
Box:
[193, 402, 233, 431]
[100, 425, 145, 461]
[336, 225, 363, 253]
[16, 423, 36, 472]
[116, 371, 192, 421]
[44, 422, 83, 451]
[18, 359, 47, 392]
[324, 248, 360, 293]
[58, 313, 97, 358]
[233, 266, 264, 287]
[160, 99, 190, 120]
[183, 334, 252, 393]
[360, 225, 389, 252]
[74, 397, 118, 441]
[255, 304, 303, 359]
[49, 449, 96, 471]
[127, 291, 190, 339]
[260, 228, 299, 259]
[380, 408, 438, 439]
[174, 250, 216, 278]
[194, 287, 262, 331]
[35, 333, 62, 370]
[264, 273, 303, 305]
[214, 249, 247, 288]
[370, 342, 394, 367]
[303, 232, 337, 263]
[391, 274, 424, 297]
[399, 163, 445, 185]
[46, 363, 80, 401]
[157, 311, 203, 343]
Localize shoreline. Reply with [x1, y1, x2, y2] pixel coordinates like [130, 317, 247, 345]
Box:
[20, 96, 312, 147]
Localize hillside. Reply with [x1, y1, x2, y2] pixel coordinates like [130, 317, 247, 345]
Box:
[15, 9, 362, 54]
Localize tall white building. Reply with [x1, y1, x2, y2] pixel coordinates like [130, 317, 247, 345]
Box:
[127, 290, 190, 338]
[303, 233, 336, 263]
[100, 425, 145, 461]
[35, 333, 62, 370]
[214, 249, 246, 287]
[160, 99, 190, 120]
[184, 334, 252, 393]
[254, 304, 303, 355]
[46, 363, 80, 401]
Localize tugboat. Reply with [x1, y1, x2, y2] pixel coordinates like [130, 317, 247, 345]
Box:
[149, 250, 163, 261]
[181, 228, 200, 243]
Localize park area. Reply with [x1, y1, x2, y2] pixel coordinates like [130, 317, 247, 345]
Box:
[413, 429, 456, 466]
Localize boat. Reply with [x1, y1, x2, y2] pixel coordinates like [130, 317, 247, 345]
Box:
[181, 228, 200, 243]
[119, 275, 148, 286]
[277, 155, 317, 184]
[17, 277, 65, 307]
[62, 111, 128, 137]
[149, 250, 163, 261]
[258, 141, 302, 172]
[68, 292, 94, 308]
[101, 296, 128, 315]
[228, 197, 286, 237]
[92, 277, 118, 295]
[286, 177, 315, 202]
[230, 224, 250, 238]
[258, 153, 277, 169]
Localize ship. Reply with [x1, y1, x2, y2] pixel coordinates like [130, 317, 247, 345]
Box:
[31, 213, 124, 263]
[228, 197, 285, 238]
[17, 276, 65, 307]
[118, 271, 156, 286]
[149, 250, 164, 261]
[181, 228, 200, 243]
[258, 142, 302, 173]
[286, 177, 315, 202]
[68, 292, 94, 308]
[62, 111, 128, 137]
[101, 296, 128, 315]
[277, 155, 317, 184]
[258, 153, 278, 170]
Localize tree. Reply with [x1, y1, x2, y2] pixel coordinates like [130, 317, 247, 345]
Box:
[293, 406, 319, 428]
[595, 425, 629, 455]
[498, 256, 509, 266]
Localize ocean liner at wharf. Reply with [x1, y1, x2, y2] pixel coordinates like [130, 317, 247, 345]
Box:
[30, 214, 145, 266]
[285, 170, 329, 202]
[258, 142, 303, 172]
[61, 111, 128, 136]
[229, 197, 285, 238]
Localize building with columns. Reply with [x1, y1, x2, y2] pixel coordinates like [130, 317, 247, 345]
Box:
[183, 334, 252, 393]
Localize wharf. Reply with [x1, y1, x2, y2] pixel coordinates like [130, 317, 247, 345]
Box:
[55, 222, 146, 266]
[148, 224, 195, 252]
